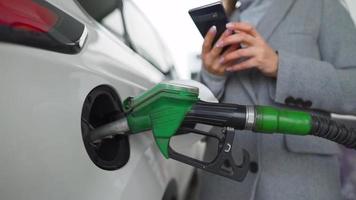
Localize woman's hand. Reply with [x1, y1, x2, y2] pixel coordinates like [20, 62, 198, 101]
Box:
[218, 22, 279, 77]
[201, 26, 239, 76]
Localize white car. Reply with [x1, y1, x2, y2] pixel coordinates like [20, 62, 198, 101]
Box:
[0, 0, 204, 199]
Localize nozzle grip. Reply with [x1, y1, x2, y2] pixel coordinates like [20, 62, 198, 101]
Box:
[168, 127, 250, 182]
[183, 101, 247, 130]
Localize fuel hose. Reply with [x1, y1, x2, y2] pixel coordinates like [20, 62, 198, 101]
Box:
[311, 115, 356, 148]
[253, 106, 356, 149]
[184, 102, 356, 149]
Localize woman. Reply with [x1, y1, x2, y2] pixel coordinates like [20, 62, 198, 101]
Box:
[199, 0, 356, 199]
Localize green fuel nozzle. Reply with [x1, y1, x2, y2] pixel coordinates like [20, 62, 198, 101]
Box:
[123, 83, 200, 158]
[89, 82, 356, 181]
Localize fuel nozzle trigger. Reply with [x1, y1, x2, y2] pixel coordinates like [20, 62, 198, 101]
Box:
[169, 126, 250, 182]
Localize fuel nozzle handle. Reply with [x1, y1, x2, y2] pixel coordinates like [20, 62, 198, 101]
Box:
[182, 101, 249, 130]
[183, 101, 314, 134]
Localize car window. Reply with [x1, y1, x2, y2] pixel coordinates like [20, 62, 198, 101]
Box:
[76, 0, 127, 43]
[76, 0, 175, 77]
[122, 1, 173, 74]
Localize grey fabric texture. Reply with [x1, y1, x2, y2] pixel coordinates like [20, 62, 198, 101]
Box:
[239, 0, 254, 11]
[240, 0, 273, 26]
[198, 0, 356, 199]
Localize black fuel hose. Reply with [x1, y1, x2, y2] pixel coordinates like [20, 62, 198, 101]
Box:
[311, 115, 356, 149]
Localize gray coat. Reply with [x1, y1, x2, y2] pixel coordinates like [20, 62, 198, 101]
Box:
[198, 0, 356, 199]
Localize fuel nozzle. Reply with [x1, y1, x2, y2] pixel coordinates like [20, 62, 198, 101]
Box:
[88, 81, 356, 182]
[89, 82, 201, 157]
[88, 82, 251, 181]
[90, 117, 130, 142]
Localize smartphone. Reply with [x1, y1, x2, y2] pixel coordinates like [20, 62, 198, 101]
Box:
[189, 2, 229, 45]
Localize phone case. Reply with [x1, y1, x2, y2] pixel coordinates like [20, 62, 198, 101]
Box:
[189, 2, 228, 44]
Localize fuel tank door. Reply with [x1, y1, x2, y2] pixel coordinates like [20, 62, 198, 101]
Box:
[81, 85, 130, 170]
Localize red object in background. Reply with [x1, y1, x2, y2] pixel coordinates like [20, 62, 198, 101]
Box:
[0, 0, 86, 54]
[0, 0, 58, 32]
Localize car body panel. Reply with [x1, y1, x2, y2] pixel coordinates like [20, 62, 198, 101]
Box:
[0, 0, 204, 199]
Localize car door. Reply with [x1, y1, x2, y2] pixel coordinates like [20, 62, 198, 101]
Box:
[0, 0, 180, 199]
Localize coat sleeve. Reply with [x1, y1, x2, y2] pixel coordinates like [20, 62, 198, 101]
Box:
[198, 68, 227, 100]
[273, 0, 356, 114]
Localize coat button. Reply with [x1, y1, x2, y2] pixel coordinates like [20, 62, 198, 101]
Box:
[295, 98, 304, 107]
[284, 96, 295, 105]
[303, 100, 312, 108]
[249, 161, 259, 173]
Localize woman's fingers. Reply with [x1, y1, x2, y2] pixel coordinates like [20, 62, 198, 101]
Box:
[202, 26, 217, 55]
[226, 22, 260, 38]
[209, 29, 233, 57]
[221, 47, 256, 64]
[217, 32, 256, 48]
[225, 58, 257, 72]
[222, 44, 240, 56]
[201, 22, 278, 77]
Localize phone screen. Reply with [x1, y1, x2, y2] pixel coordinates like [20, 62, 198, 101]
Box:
[189, 2, 229, 45]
